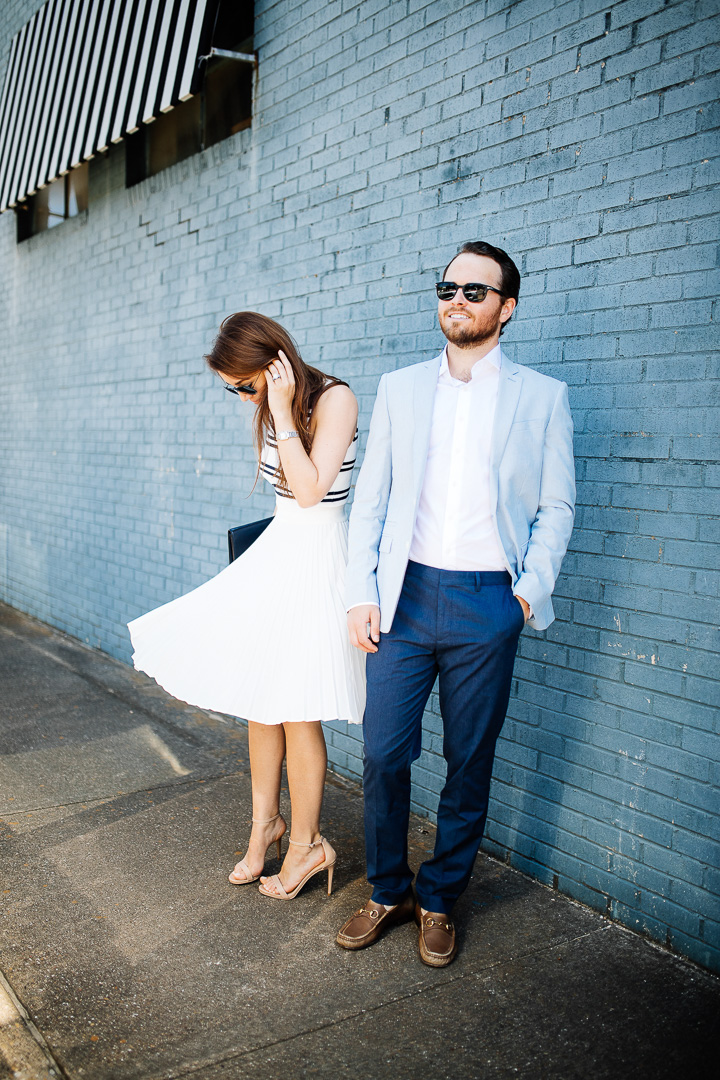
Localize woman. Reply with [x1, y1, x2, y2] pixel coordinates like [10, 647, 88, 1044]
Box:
[128, 312, 365, 901]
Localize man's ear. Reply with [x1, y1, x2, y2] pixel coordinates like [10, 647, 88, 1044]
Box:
[500, 297, 516, 324]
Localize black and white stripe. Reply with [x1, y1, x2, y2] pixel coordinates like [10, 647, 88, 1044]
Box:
[0, 0, 214, 213]
[262, 429, 359, 504]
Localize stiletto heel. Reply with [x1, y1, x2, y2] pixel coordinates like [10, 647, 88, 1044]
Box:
[258, 837, 336, 900]
[228, 813, 286, 885]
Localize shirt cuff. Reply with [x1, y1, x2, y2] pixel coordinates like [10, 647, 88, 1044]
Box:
[347, 602, 380, 612]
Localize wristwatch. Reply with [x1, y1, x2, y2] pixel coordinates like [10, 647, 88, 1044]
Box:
[276, 430, 300, 441]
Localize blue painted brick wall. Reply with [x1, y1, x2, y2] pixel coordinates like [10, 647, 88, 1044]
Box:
[0, 0, 718, 972]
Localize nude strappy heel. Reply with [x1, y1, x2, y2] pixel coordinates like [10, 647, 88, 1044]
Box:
[228, 813, 286, 885]
[257, 836, 336, 900]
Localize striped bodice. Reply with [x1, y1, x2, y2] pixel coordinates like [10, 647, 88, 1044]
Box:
[261, 428, 358, 504]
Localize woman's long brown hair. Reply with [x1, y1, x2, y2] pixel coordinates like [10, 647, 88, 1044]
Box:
[204, 312, 347, 492]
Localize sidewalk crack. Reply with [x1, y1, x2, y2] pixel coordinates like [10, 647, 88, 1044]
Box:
[153, 925, 617, 1080]
[0, 969, 69, 1079]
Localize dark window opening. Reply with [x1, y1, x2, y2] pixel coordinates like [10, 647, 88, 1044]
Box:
[15, 162, 89, 241]
[126, 1, 254, 187]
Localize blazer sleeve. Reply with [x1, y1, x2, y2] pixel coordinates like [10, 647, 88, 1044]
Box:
[513, 381, 575, 622]
[345, 374, 393, 610]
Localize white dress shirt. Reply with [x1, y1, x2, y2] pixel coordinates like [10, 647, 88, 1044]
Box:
[350, 342, 533, 615]
[408, 344, 507, 571]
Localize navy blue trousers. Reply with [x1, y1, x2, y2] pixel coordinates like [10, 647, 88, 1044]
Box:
[363, 561, 524, 914]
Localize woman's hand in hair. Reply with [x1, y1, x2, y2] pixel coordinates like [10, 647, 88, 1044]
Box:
[264, 350, 296, 428]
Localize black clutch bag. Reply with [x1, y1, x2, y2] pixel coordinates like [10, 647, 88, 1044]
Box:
[227, 517, 273, 563]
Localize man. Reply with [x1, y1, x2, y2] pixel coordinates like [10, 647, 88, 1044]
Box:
[336, 241, 575, 966]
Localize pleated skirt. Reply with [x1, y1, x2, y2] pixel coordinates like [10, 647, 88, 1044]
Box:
[128, 497, 366, 724]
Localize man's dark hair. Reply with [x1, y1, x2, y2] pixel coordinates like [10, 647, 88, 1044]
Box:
[443, 241, 521, 335]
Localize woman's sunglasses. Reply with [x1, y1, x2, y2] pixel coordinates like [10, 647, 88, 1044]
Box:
[222, 373, 261, 396]
[435, 281, 504, 303]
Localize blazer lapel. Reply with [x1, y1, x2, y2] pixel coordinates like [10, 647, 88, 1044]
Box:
[490, 351, 522, 505]
[412, 353, 442, 496]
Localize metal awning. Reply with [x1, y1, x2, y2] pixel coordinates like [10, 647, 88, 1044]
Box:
[0, 0, 216, 213]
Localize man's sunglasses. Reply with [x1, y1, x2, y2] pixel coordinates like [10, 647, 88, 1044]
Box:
[435, 281, 504, 303]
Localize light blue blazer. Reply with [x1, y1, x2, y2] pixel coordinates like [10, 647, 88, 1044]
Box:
[345, 350, 576, 633]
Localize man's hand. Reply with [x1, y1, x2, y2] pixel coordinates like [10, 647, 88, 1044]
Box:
[516, 595, 531, 623]
[348, 605, 381, 653]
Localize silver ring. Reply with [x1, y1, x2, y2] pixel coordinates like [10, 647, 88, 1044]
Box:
[272, 374, 280, 381]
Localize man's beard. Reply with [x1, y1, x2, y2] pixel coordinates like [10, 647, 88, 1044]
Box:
[441, 312, 502, 347]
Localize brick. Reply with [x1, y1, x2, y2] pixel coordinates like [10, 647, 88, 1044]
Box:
[549, 112, 602, 150]
[601, 93, 661, 135]
[632, 1, 697, 43]
[663, 73, 720, 116]
[635, 56, 697, 96]
[605, 41, 663, 81]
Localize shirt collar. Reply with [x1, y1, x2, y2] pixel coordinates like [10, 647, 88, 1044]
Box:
[438, 343, 502, 383]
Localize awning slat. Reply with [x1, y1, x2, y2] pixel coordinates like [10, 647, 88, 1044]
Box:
[53, 0, 103, 184]
[93, 0, 135, 157]
[127, 0, 163, 134]
[158, 0, 192, 113]
[68, 0, 112, 170]
[45, 0, 93, 190]
[18, 0, 60, 199]
[78, 0, 120, 163]
[28, 0, 71, 195]
[110, 0, 152, 144]
[1, 26, 33, 207]
[141, 0, 177, 125]
[0, 35, 22, 172]
[0, 18, 38, 210]
[11, 1, 53, 205]
[0, 0, 214, 213]
[178, 0, 209, 101]
[33, 0, 83, 204]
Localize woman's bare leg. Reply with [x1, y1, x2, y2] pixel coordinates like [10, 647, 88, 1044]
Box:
[260, 721, 328, 894]
[231, 721, 287, 880]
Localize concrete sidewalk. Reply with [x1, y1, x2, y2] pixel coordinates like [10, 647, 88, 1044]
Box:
[0, 601, 717, 1080]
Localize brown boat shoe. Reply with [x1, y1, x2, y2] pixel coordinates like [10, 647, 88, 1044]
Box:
[415, 903, 457, 967]
[336, 892, 415, 950]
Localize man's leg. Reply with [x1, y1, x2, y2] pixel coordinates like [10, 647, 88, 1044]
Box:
[415, 573, 524, 916]
[363, 563, 439, 905]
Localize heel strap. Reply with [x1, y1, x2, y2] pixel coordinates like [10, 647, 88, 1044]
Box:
[252, 813, 281, 825]
[288, 836, 323, 848]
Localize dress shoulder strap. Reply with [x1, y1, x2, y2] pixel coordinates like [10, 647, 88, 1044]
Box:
[308, 376, 348, 418]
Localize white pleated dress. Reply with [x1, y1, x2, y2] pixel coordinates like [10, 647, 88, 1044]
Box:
[128, 431, 366, 724]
